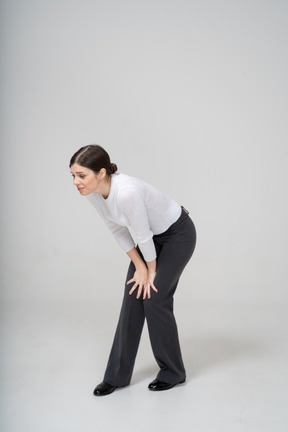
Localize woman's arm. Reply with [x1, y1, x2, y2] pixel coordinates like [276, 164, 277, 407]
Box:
[146, 260, 157, 296]
[126, 248, 158, 300]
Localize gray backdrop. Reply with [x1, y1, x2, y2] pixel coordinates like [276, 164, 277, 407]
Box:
[1, 0, 287, 308]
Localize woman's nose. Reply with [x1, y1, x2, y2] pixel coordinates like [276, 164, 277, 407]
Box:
[73, 177, 79, 185]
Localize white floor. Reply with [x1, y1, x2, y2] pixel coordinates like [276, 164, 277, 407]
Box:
[1, 298, 287, 432]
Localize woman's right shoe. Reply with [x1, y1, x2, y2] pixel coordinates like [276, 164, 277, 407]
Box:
[93, 381, 118, 396]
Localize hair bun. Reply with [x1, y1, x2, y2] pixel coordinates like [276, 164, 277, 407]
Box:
[110, 163, 118, 174]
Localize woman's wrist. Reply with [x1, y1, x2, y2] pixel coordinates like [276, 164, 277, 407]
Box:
[146, 259, 156, 275]
[136, 263, 147, 271]
[127, 248, 146, 271]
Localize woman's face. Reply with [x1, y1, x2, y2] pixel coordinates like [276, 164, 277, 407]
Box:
[70, 163, 105, 196]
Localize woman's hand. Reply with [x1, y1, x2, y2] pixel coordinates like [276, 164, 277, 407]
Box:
[127, 267, 149, 299]
[126, 248, 158, 300]
[127, 268, 158, 300]
[143, 271, 158, 300]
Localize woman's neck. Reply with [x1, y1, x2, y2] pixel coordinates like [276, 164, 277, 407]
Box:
[101, 176, 111, 199]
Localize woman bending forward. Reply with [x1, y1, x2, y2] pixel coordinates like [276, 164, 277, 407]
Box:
[69, 145, 196, 396]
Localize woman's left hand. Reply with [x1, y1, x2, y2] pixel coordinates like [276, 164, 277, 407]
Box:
[127, 266, 148, 299]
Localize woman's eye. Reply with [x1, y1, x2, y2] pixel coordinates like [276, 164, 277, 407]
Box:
[80, 175, 86, 179]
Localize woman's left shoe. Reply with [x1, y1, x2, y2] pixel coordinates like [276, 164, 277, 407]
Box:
[148, 379, 185, 391]
[93, 381, 118, 396]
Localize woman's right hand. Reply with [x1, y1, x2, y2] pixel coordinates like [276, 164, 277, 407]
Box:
[144, 270, 158, 300]
[127, 267, 148, 299]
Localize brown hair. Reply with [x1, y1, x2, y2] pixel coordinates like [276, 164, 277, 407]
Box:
[69, 145, 117, 176]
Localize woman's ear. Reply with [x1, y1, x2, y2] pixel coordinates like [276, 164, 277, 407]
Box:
[99, 168, 107, 179]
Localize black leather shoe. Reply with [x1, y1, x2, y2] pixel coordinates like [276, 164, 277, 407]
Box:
[148, 379, 185, 391]
[93, 381, 118, 396]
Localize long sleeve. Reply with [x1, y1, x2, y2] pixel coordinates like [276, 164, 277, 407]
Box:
[101, 217, 136, 253]
[117, 187, 157, 262]
[88, 196, 136, 253]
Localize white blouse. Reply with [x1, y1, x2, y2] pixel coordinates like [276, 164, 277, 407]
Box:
[87, 173, 181, 262]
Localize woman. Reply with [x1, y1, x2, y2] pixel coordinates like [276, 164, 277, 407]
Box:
[69, 145, 196, 396]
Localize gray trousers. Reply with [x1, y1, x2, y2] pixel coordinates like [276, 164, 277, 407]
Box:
[103, 207, 197, 386]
